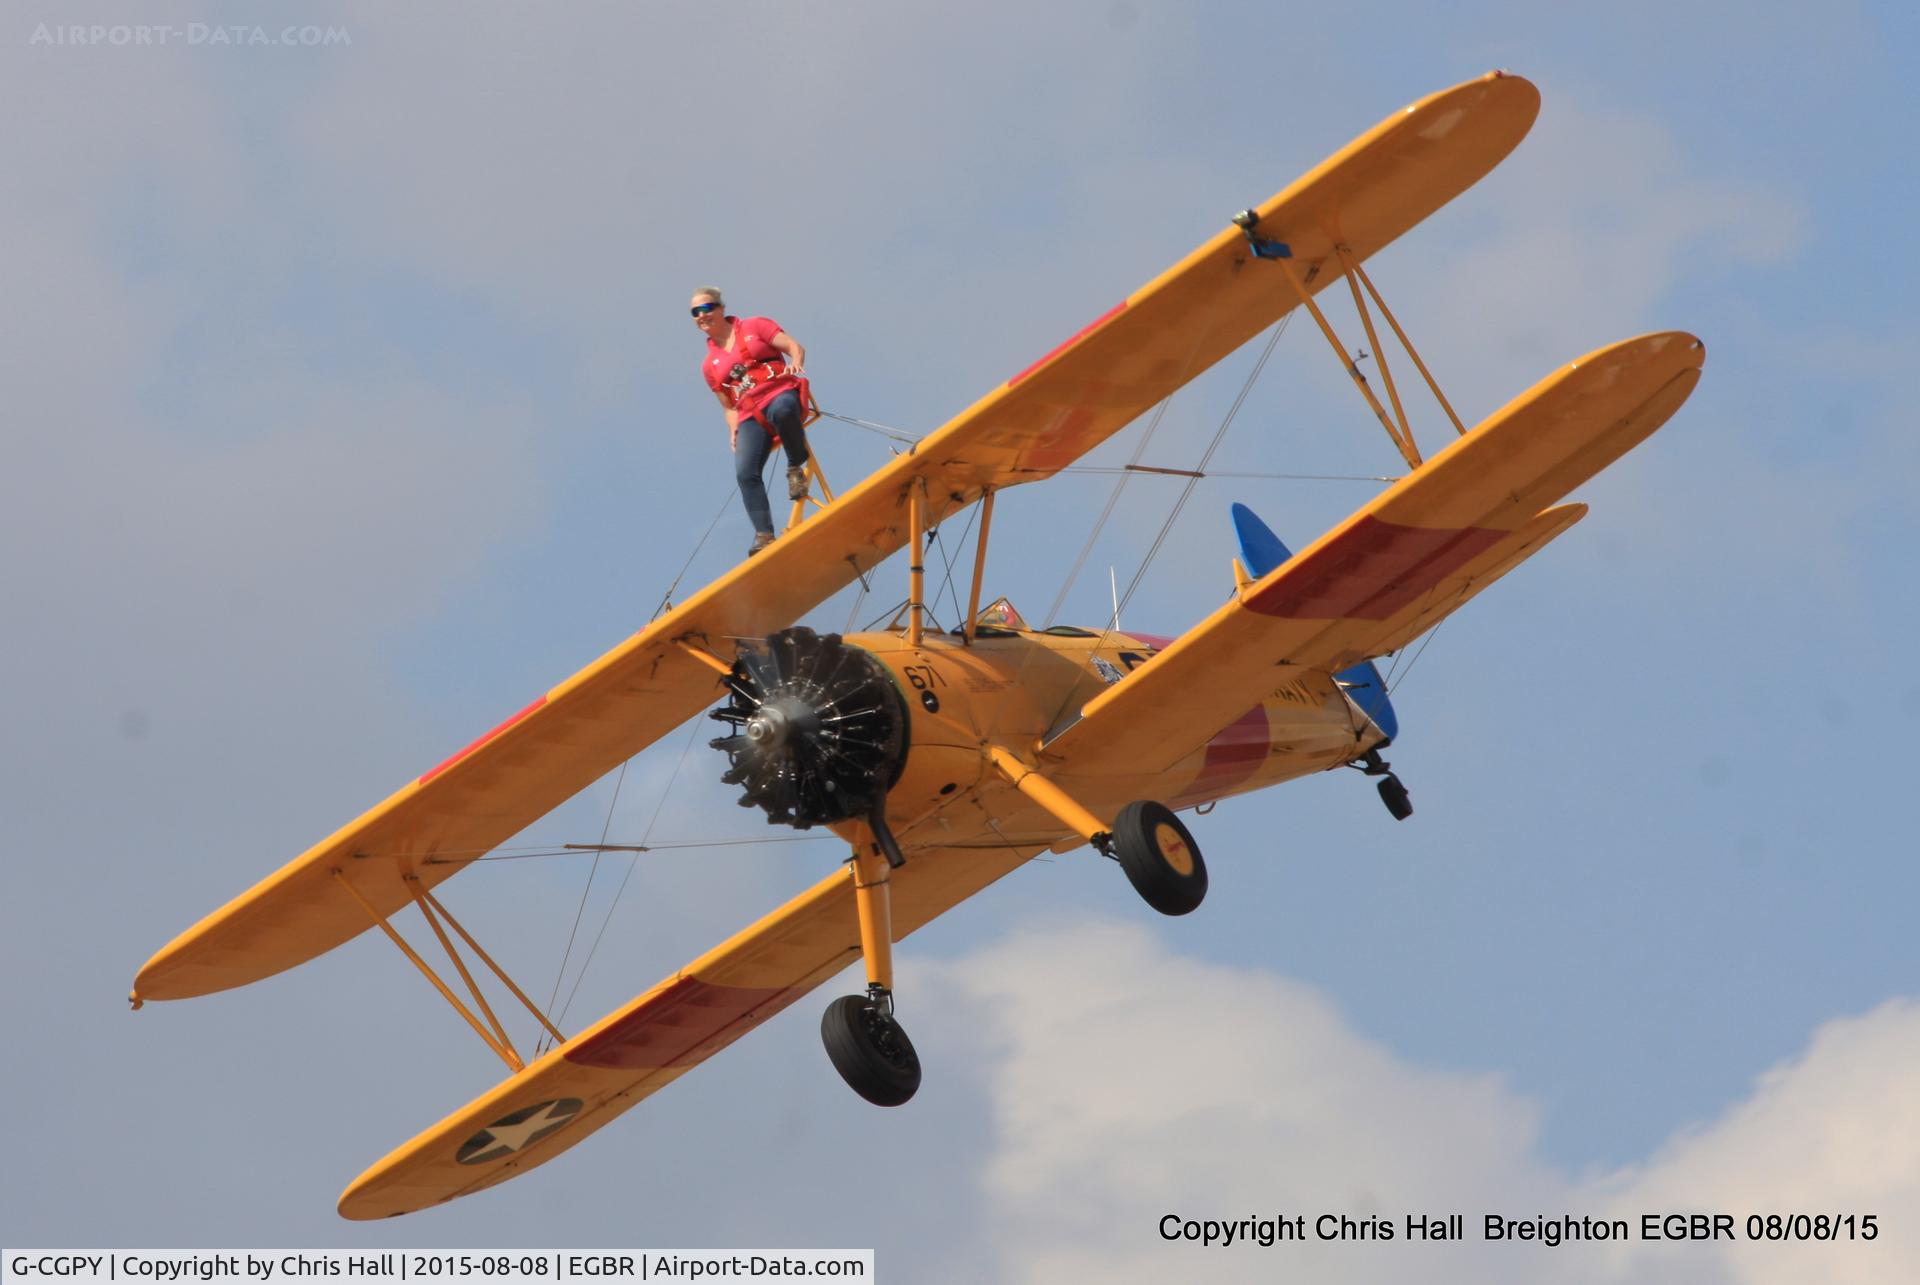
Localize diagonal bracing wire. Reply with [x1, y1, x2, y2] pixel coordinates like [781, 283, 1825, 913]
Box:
[535, 757, 630, 1055]
[652, 482, 741, 620]
[1104, 314, 1291, 631]
[929, 503, 981, 631]
[1027, 464, 1398, 483]
[816, 409, 922, 445]
[545, 710, 712, 1049]
[422, 834, 833, 865]
[1042, 393, 1178, 628]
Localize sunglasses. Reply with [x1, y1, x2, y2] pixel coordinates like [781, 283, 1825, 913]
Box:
[690, 302, 722, 317]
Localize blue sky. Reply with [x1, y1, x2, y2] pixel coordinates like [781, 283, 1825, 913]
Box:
[4, 3, 1916, 1281]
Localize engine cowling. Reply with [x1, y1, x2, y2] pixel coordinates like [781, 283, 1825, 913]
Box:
[708, 627, 912, 828]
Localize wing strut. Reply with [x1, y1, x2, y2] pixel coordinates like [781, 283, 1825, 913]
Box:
[413, 882, 568, 1050]
[331, 870, 565, 1072]
[1332, 242, 1418, 460]
[783, 381, 837, 531]
[962, 488, 997, 644]
[1341, 252, 1469, 439]
[1232, 211, 1469, 470]
[906, 479, 930, 648]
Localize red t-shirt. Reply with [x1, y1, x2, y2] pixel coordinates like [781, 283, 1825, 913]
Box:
[701, 315, 799, 425]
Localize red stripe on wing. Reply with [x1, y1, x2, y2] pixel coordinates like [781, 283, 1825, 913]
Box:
[1007, 301, 1129, 387]
[562, 976, 805, 1070]
[418, 696, 548, 785]
[1245, 515, 1508, 622]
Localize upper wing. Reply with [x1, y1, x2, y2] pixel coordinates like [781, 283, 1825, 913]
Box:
[1042, 331, 1705, 778]
[134, 71, 1538, 1002]
[895, 70, 1539, 487]
[334, 840, 1042, 1220]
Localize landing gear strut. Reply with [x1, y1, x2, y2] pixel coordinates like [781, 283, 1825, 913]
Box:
[1355, 748, 1413, 821]
[985, 750, 1211, 918]
[821, 818, 922, 1106]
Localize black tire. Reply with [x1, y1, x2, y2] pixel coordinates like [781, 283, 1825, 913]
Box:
[821, 995, 922, 1106]
[1112, 800, 1207, 915]
[1378, 775, 1413, 821]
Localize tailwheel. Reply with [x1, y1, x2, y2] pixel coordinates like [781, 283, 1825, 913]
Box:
[821, 993, 921, 1107]
[1354, 748, 1413, 821]
[1376, 774, 1413, 821]
[1110, 800, 1208, 916]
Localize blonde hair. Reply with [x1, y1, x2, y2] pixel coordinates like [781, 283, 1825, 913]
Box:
[691, 286, 725, 307]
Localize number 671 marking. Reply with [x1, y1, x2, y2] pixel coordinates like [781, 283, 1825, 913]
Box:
[902, 663, 946, 691]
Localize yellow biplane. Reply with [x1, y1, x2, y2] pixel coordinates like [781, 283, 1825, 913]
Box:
[133, 72, 1703, 1219]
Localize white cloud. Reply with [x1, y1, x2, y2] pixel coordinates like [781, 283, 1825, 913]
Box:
[0, 13, 554, 808]
[1596, 996, 1920, 1285]
[0, 5, 558, 1066]
[923, 919, 1916, 1284]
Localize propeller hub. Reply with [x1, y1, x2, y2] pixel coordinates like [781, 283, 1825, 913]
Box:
[744, 695, 818, 749]
[744, 711, 784, 748]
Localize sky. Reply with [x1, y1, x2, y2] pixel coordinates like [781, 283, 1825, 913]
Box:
[4, 1, 1917, 1280]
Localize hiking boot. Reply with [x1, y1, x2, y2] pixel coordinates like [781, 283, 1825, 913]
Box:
[787, 465, 810, 501]
[747, 531, 776, 557]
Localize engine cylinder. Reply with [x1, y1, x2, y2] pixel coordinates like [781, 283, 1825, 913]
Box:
[708, 627, 911, 827]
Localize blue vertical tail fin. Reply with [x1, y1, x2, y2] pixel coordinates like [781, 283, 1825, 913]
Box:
[1230, 502, 1398, 743]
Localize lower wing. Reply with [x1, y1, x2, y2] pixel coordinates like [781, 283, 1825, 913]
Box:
[336, 840, 1041, 1219]
[1042, 331, 1703, 778]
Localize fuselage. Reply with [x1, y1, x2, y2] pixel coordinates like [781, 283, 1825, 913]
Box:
[821, 617, 1389, 857]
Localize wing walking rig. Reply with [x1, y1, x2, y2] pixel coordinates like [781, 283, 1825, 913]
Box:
[132, 73, 1704, 1219]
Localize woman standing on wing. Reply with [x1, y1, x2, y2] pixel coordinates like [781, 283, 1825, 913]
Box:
[691, 287, 813, 556]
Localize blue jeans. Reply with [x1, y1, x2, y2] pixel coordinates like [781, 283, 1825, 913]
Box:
[734, 388, 811, 535]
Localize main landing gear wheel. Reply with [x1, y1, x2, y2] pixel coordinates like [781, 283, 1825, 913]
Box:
[1111, 800, 1208, 916]
[821, 994, 922, 1107]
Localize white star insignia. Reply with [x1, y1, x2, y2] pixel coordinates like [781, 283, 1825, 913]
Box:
[472, 1101, 576, 1155]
